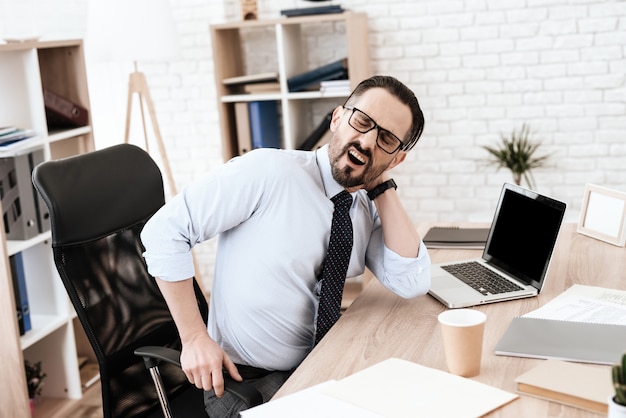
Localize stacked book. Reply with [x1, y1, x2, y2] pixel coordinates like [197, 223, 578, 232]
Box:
[287, 58, 348, 92]
[223, 72, 280, 95]
[0, 126, 37, 150]
[320, 79, 351, 95]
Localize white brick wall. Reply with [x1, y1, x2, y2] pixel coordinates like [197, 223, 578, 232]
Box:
[2, 0, 625, 287]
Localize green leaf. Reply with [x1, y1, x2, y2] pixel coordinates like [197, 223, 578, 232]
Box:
[482, 123, 549, 190]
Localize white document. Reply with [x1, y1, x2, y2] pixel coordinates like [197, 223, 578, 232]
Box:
[240, 381, 383, 418]
[320, 358, 517, 418]
[243, 358, 517, 418]
[523, 284, 626, 324]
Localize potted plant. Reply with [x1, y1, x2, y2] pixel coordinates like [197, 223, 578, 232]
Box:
[25, 359, 47, 412]
[482, 123, 549, 190]
[610, 353, 626, 417]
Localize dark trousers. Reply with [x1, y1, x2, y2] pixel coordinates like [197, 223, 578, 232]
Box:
[204, 369, 292, 417]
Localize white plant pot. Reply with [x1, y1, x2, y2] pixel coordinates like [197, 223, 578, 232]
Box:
[608, 396, 626, 418]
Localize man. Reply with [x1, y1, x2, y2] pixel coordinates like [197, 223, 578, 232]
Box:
[141, 75, 431, 416]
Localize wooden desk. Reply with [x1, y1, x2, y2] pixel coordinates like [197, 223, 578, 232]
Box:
[274, 223, 626, 416]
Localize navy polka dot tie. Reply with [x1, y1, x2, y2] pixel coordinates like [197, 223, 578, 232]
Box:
[315, 190, 353, 345]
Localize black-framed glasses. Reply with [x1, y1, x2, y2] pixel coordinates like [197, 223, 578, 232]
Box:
[343, 106, 404, 154]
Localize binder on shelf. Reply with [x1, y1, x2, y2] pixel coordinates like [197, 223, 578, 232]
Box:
[28, 149, 50, 233]
[248, 101, 280, 149]
[298, 111, 333, 151]
[423, 226, 490, 249]
[10, 252, 31, 335]
[11, 258, 24, 335]
[495, 316, 626, 365]
[0, 150, 40, 240]
[287, 58, 348, 92]
[234, 102, 253, 155]
[43, 88, 89, 128]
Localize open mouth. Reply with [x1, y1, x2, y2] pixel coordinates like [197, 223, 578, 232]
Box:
[348, 149, 366, 166]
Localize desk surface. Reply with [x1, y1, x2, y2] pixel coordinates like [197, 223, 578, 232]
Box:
[274, 223, 626, 417]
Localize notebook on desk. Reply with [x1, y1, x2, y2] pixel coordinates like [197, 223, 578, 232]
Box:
[423, 226, 490, 249]
[428, 182, 567, 309]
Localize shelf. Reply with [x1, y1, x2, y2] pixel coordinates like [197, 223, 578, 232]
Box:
[287, 91, 351, 100]
[210, 12, 354, 29]
[221, 90, 351, 103]
[211, 12, 370, 160]
[7, 232, 52, 257]
[0, 39, 95, 416]
[221, 93, 283, 102]
[48, 126, 92, 143]
[20, 314, 69, 350]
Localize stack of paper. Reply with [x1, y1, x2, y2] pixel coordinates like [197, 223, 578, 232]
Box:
[241, 358, 518, 417]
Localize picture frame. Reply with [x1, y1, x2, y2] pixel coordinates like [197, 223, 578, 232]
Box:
[577, 184, 626, 247]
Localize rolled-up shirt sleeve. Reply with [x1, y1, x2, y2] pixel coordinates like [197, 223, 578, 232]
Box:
[364, 217, 432, 299]
[140, 193, 197, 282]
[376, 241, 431, 298]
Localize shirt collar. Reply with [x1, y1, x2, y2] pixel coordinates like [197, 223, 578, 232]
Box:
[316, 144, 346, 199]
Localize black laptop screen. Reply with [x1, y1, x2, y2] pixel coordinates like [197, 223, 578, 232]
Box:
[483, 184, 566, 289]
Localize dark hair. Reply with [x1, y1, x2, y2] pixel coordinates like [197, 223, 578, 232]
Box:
[343, 75, 424, 151]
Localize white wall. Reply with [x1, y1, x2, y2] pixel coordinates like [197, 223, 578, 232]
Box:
[1, 0, 625, 288]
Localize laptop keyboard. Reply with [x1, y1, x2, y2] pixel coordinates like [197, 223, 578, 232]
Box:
[442, 261, 524, 296]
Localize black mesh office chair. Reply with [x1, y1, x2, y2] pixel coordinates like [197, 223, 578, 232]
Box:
[32, 144, 261, 418]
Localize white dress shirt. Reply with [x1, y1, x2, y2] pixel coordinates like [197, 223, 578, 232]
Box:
[141, 145, 431, 371]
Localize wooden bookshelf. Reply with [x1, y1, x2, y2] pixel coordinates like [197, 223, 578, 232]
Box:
[0, 39, 95, 417]
[210, 12, 371, 161]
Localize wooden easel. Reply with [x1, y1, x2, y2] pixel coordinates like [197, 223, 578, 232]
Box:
[124, 61, 205, 290]
[124, 61, 177, 194]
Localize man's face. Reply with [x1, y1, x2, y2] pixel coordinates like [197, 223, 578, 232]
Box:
[327, 88, 412, 190]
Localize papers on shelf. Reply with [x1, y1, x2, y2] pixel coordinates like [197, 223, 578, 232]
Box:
[320, 79, 350, 95]
[522, 284, 626, 325]
[241, 358, 518, 417]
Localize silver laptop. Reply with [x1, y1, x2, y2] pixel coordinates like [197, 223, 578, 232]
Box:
[428, 182, 566, 309]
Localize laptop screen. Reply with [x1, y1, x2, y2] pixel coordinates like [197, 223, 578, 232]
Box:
[483, 183, 566, 290]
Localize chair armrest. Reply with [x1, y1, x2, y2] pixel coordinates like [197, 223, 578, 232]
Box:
[135, 346, 263, 408]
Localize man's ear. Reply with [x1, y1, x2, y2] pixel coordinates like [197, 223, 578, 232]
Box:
[329, 106, 344, 132]
[387, 151, 407, 171]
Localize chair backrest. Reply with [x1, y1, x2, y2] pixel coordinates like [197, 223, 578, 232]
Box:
[32, 144, 208, 418]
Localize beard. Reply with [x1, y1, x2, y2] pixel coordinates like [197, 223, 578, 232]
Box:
[328, 138, 388, 189]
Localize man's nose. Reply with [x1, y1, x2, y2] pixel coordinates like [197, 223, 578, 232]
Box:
[358, 128, 378, 150]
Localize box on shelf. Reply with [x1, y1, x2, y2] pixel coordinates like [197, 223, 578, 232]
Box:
[0, 147, 50, 240]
